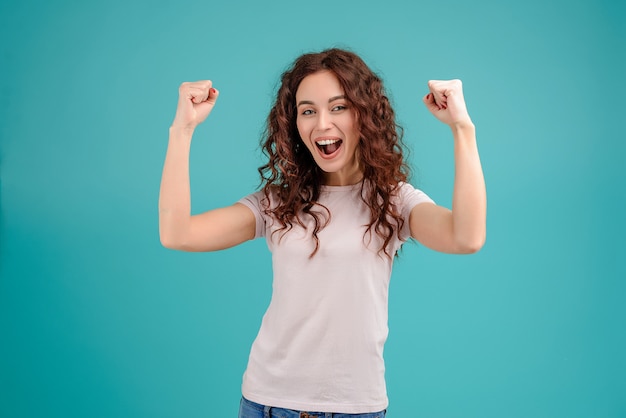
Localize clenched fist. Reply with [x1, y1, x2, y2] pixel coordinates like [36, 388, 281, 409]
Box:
[171, 80, 220, 131]
[423, 79, 473, 128]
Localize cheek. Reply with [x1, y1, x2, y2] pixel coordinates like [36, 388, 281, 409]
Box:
[295, 119, 306, 139]
[345, 112, 359, 138]
[346, 123, 360, 143]
[297, 120, 317, 145]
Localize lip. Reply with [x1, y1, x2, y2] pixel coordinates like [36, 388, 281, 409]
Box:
[313, 136, 343, 160]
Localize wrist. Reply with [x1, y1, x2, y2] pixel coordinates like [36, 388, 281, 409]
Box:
[450, 120, 475, 135]
[169, 125, 196, 140]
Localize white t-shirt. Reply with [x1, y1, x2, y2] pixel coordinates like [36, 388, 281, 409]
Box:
[238, 182, 433, 413]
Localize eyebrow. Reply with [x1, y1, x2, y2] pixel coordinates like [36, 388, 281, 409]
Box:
[296, 95, 346, 108]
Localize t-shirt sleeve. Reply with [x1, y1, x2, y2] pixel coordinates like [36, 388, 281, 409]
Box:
[398, 182, 435, 241]
[238, 191, 267, 239]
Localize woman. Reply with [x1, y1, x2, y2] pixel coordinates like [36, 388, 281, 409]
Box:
[159, 48, 486, 417]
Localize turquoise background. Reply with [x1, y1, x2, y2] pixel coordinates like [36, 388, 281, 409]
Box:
[1, 0, 624, 417]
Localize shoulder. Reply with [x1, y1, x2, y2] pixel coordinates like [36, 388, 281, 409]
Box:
[239, 190, 266, 209]
[394, 182, 434, 209]
[238, 187, 288, 228]
[239, 187, 281, 211]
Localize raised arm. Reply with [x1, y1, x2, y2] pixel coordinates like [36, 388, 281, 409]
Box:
[409, 79, 486, 254]
[158, 81, 256, 252]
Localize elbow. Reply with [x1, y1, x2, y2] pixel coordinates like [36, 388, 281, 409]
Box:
[459, 241, 484, 254]
[455, 234, 486, 254]
[160, 232, 208, 252]
[160, 235, 179, 250]
[159, 219, 191, 250]
[159, 231, 186, 251]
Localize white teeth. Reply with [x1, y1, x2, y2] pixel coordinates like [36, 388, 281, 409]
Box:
[316, 139, 339, 146]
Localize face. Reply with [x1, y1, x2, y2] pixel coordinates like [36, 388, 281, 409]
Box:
[295, 70, 361, 186]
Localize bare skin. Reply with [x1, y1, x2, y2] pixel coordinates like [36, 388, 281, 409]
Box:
[410, 79, 486, 253]
[159, 76, 486, 254]
[158, 81, 255, 252]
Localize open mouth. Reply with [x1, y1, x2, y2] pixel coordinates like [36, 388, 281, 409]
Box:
[316, 138, 343, 156]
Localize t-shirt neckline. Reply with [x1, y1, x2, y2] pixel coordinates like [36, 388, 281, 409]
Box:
[319, 181, 363, 192]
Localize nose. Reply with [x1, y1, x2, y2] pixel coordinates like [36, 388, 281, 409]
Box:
[315, 110, 332, 131]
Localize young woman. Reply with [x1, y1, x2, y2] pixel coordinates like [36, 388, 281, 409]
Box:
[159, 48, 486, 418]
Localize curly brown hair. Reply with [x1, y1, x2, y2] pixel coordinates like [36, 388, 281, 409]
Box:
[258, 48, 411, 258]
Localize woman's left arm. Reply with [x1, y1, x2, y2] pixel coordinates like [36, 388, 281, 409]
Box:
[409, 79, 486, 254]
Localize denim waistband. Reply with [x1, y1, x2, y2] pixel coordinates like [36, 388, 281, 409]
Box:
[239, 396, 386, 418]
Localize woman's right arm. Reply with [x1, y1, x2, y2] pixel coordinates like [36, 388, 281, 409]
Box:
[158, 81, 256, 252]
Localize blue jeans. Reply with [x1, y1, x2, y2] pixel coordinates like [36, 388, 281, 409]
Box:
[238, 397, 386, 418]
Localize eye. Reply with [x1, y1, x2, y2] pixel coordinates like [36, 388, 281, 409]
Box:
[332, 105, 347, 112]
[301, 109, 314, 116]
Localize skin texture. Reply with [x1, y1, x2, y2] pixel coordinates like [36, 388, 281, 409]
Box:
[159, 69, 485, 254]
[411, 80, 486, 253]
[158, 82, 256, 252]
[257, 49, 412, 258]
[295, 71, 361, 186]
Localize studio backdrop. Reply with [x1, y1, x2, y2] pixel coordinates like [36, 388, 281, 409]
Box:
[1, 0, 624, 417]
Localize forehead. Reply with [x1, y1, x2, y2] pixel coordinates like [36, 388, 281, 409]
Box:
[295, 70, 344, 100]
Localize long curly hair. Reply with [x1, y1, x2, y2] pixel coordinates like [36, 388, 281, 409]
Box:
[258, 48, 411, 258]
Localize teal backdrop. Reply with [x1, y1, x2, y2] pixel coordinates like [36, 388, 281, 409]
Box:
[1, 0, 624, 417]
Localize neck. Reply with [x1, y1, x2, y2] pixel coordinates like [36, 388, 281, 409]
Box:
[323, 167, 363, 186]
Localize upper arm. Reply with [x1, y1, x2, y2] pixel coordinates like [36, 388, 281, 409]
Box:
[409, 202, 463, 254]
[174, 202, 257, 252]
